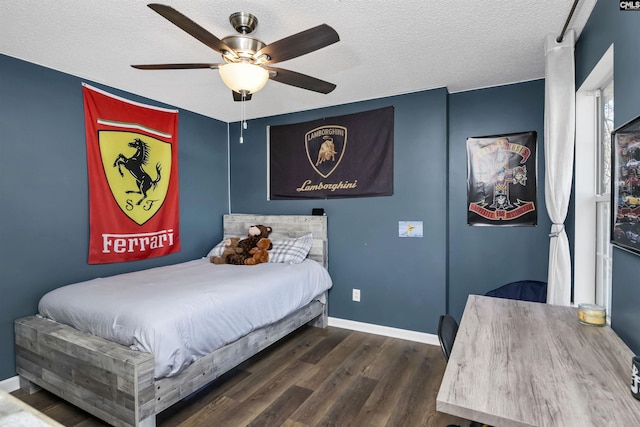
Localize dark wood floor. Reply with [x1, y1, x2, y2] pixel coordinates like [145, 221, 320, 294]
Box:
[12, 325, 467, 427]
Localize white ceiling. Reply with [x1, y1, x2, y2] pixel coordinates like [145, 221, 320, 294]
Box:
[1, 0, 596, 123]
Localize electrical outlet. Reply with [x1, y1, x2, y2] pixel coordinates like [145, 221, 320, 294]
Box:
[352, 288, 361, 302]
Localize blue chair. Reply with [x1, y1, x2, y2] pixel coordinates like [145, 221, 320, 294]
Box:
[485, 280, 547, 303]
[438, 314, 459, 362]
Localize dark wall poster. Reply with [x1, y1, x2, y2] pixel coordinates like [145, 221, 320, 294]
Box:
[611, 115, 640, 256]
[269, 106, 394, 199]
[467, 131, 537, 226]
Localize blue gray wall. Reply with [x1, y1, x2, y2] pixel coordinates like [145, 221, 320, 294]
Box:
[0, 54, 229, 380]
[575, 1, 640, 354]
[228, 89, 449, 333]
[447, 81, 551, 321]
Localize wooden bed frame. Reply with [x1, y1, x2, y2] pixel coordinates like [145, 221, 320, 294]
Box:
[14, 214, 329, 427]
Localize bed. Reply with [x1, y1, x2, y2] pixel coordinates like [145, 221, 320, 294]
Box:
[14, 214, 331, 427]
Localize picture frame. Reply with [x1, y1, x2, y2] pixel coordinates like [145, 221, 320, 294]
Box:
[466, 131, 537, 226]
[611, 114, 640, 255]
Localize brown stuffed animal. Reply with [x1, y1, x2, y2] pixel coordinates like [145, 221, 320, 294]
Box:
[245, 237, 272, 265]
[226, 225, 273, 265]
[210, 237, 242, 264]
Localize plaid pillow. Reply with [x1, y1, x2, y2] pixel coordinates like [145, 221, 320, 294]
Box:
[268, 234, 313, 264]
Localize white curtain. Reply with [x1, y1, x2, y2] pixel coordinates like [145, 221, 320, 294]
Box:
[544, 30, 575, 306]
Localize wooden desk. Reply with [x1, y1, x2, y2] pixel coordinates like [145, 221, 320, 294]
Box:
[0, 389, 63, 426]
[436, 295, 640, 427]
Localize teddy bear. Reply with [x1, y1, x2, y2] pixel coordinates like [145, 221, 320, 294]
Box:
[209, 237, 242, 264]
[226, 224, 273, 265]
[244, 237, 272, 265]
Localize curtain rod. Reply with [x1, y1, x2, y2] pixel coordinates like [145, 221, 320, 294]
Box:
[557, 0, 580, 42]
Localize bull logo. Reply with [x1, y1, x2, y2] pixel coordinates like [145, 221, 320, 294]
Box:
[99, 131, 171, 225]
[305, 125, 347, 178]
[316, 137, 337, 166]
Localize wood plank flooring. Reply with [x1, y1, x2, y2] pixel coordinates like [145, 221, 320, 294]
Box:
[12, 326, 467, 427]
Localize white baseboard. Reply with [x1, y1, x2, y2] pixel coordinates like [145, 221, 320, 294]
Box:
[0, 318, 439, 394]
[0, 376, 20, 393]
[328, 317, 440, 347]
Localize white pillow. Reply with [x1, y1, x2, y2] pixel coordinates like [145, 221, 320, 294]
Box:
[268, 234, 314, 264]
[206, 239, 229, 258]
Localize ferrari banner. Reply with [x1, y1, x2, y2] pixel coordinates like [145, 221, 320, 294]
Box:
[269, 106, 394, 199]
[83, 83, 180, 263]
[467, 131, 537, 226]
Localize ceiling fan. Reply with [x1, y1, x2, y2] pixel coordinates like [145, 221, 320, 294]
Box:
[132, 3, 340, 102]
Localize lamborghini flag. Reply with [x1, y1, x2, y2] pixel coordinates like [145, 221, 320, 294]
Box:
[269, 106, 394, 199]
[83, 83, 180, 263]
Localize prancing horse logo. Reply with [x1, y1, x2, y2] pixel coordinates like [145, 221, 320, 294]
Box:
[113, 138, 162, 206]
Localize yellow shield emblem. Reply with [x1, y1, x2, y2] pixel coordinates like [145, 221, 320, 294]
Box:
[99, 131, 171, 225]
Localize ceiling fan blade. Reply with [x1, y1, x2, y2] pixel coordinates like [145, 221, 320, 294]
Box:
[265, 66, 336, 94]
[147, 3, 234, 54]
[257, 24, 339, 64]
[232, 91, 253, 102]
[131, 63, 222, 70]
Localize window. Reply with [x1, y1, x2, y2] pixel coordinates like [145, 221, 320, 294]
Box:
[596, 81, 614, 196]
[574, 45, 613, 323]
[595, 78, 613, 321]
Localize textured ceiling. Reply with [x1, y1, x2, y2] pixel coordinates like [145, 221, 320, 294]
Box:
[1, 0, 596, 122]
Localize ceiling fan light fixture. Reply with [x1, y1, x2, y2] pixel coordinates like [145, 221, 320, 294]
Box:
[219, 63, 269, 94]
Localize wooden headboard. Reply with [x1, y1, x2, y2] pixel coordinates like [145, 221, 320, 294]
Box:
[223, 214, 328, 268]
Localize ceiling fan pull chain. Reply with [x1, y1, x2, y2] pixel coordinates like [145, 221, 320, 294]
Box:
[243, 93, 248, 130]
[239, 91, 247, 143]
